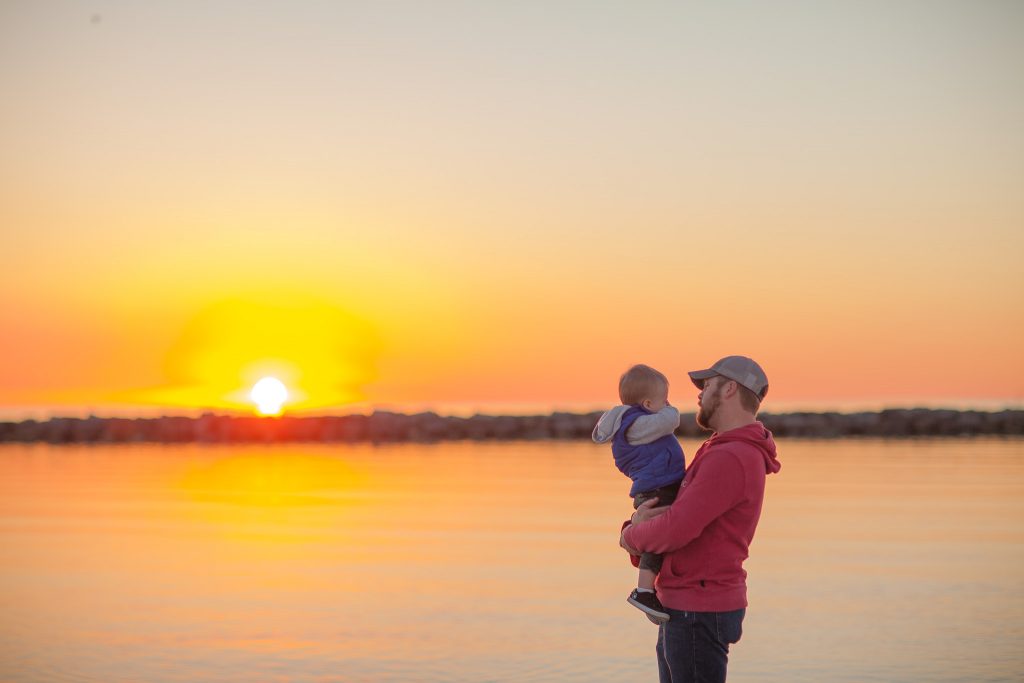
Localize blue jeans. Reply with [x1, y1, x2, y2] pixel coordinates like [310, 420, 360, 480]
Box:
[656, 608, 745, 683]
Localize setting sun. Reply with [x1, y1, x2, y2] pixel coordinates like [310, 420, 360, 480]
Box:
[250, 377, 288, 416]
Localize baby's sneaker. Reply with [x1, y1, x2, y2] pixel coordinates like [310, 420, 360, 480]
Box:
[627, 589, 670, 624]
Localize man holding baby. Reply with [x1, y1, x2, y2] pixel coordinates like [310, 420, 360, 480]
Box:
[619, 356, 781, 683]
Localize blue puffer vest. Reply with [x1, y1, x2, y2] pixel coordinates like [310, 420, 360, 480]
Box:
[612, 406, 686, 496]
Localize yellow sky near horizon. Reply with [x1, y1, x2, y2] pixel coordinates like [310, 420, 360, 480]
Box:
[2, 1, 1023, 417]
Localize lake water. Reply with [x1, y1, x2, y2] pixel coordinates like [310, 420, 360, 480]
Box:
[1, 438, 1022, 682]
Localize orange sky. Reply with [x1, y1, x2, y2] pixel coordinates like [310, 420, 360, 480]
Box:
[1, 2, 1022, 417]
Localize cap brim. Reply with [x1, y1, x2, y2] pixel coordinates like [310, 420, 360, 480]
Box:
[688, 369, 718, 389]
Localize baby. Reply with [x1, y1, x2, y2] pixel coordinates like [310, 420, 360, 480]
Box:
[592, 364, 686, 624]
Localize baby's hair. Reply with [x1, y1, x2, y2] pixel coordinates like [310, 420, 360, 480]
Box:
[618, 364, 669, 406]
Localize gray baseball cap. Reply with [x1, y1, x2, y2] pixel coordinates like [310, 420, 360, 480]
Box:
[688, 356, 769, 400]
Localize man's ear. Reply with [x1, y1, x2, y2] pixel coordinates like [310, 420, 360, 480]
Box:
[722, 380, 738, 399]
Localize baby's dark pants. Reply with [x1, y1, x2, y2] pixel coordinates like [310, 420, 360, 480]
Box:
[632, 481, 682, 573]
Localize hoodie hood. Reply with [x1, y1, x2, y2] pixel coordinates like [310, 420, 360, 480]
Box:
[592, 405, 632, 444]
[707, 421, 781, 474]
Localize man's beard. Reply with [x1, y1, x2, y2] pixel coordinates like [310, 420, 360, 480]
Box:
[696, 386, 721, 431]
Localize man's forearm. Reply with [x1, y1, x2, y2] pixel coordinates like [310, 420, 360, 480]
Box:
[623, 454, 742, 554]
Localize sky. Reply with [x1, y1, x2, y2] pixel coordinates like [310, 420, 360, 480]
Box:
[1, 0, 1022, 418]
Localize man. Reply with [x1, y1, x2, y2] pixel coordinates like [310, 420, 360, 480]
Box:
[619, 356, 781, 683]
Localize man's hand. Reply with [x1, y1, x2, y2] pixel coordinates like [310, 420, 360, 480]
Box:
[619, 530, 640, 556]
[631, 497, 671, 524]
[620, 498, 672, 555]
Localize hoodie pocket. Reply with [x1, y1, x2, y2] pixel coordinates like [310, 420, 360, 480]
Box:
[664, 550, 690, 586]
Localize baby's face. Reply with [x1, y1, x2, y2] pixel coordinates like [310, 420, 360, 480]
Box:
[643, 383, 669, 413]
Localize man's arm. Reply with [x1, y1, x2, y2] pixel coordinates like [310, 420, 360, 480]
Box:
[622, 452, 744, 554]
[625, 406, 680, 445]
[619, 498, 668, 556]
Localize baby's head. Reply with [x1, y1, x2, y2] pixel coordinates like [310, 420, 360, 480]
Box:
[618, 364, 670, 412]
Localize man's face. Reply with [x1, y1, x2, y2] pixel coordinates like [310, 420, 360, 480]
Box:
[696, 376, 724, 430]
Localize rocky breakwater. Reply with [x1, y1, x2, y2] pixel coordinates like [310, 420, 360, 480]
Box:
[0, 409, 1020, 444]
[0, 411, 603, 444]
[758, 408, 1024, 438]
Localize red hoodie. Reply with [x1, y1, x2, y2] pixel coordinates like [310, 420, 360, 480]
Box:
[622, 421, 781, 612]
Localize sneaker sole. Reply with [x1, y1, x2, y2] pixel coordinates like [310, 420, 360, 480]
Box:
[626, 596, 670, 623]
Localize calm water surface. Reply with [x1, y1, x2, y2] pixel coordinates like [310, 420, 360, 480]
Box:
[1, 438, 1022, 682]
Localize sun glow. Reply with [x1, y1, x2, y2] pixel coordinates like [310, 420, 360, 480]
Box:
[109, 294, 380, 414]
[250, 377, 289, 416]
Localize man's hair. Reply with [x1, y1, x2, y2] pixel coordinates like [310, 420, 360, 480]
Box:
[619, 364, 669, 405]
[737, 383, 764, 414]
